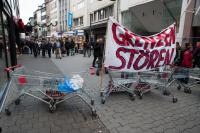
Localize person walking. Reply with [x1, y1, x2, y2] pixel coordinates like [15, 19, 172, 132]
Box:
[70, 39, 75, 56]
[181, 43, 193, 84]
[65, 38, 70, 56]
[174, 42, 183, 66]
[87, 40, 93, 57]
[96, 38, 105, 76]
[55, 39, 62, 59]
[83, 40, 88, 57]
[41, 40, 46, 58]
[92, 39, 100, 67]
[38, 40, 41, 55]
[33, 41, 39, 58]
[46, 40, 52, 58]
[75, 43, 78, 54]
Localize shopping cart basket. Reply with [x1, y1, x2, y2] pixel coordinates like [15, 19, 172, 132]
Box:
[173, 67, 200, 94]
[101, 69, 138, 104]
[138, 69, 178, 103]
[4, 65, 97, 116]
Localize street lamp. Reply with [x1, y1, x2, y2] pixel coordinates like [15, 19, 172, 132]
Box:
[89, 12, 93, 42]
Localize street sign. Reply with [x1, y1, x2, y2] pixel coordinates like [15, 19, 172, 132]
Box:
[67, 11, 73, 29]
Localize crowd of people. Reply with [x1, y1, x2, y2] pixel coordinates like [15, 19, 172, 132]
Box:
[175, 42, 200, 68]
[174, 42, 200, 84]
[18, 38, 78, 59]
[17, 37, 107, 75]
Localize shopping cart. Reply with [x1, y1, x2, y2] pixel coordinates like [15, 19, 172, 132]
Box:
[101, 69, 138, 104]
[138, 69, 178, 103]
[4, 65, 97, 116]
[173, 67, 200, 93]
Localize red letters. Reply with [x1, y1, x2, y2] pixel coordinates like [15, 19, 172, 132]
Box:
[109, 47, 126, 70]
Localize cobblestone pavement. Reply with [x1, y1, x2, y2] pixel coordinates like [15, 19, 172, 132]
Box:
[51, 54, 200, 133]
[0, 55, 109, 133]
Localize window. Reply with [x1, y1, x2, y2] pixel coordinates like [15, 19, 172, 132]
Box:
[73, 5, 76, 11]
[41, 15, 46, 21]
[80, 16, 83, 25]
[73, 16, 84, 26]
[94, 11, 97, 21]
[92, 5, 114, 22]
[41, 7, 46, 13]
[90, 14, 94, 22]
[77, 1, 85, 10]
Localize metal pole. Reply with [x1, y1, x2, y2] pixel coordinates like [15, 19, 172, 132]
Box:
[90, 13, 92, 41]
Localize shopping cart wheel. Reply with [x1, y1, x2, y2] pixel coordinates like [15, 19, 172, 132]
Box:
[15, 99, 20, 105]
[177, 85, 181, 90]
[139, 93, 143, 99]
[5, 108, 11, 116]
[91, 99, 94, 105]
[101, 98, 105, 104]
[49, 105, 56, 113]
[92, 109, 97, 117]
[188, 89, 192, 94]
[172, 98, 178, 103]
[100, 92, 104, 97]
[184, 88, 192, 94]
[129, 94, 135, 101]
[163, 90, 170, 96]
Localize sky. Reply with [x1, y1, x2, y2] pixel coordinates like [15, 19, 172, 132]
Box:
[19, 0, 44, 24]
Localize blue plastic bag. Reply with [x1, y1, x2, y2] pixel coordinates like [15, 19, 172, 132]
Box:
[58, 78, 75, 93]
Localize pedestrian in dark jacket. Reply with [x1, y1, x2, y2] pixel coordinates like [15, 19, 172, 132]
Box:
[83, 41, 88, 57]
[46, 41, 52, 58]
[70, 39, 75, 56]
[65, 38, 71, 56]
[92, 40, 100, 67]
[95, 38, 105, 76]
[174, 42, 183, 66]
[41, 41, 46, 58]
[33, 41, 39, 58]
[193, 43, 200, 68]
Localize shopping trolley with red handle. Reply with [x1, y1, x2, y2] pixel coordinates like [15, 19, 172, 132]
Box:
[4, 65, 97, 116]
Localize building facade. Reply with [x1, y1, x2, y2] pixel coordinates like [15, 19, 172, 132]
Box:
[58, 0, 68, 33]
[0, 0, 20, 105]
[33, 4, 47, 38]
[70, 0, 117, 41]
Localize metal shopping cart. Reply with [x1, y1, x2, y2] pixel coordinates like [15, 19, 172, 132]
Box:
[4, 65, 97, 116]
[173, 67, 200, 94]
[138, 69, 178, 103]
[101, 69, 138, 104]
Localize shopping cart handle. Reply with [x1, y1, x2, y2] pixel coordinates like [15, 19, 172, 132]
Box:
[4, 64, 22, 72]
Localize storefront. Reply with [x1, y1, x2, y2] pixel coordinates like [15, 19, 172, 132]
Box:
[0, 0, 20, 103]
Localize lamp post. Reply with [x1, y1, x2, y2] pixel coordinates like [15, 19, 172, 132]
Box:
[89, 12, 92, 42]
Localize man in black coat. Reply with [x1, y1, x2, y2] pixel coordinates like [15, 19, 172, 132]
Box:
[65, 38, 71, 56]
[92, 40, 100, 67]
[46, 40, 52, 58]
[41, 40, 46, 58]
[95, 38, 105, 76]
[33, 41, 39, 58]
